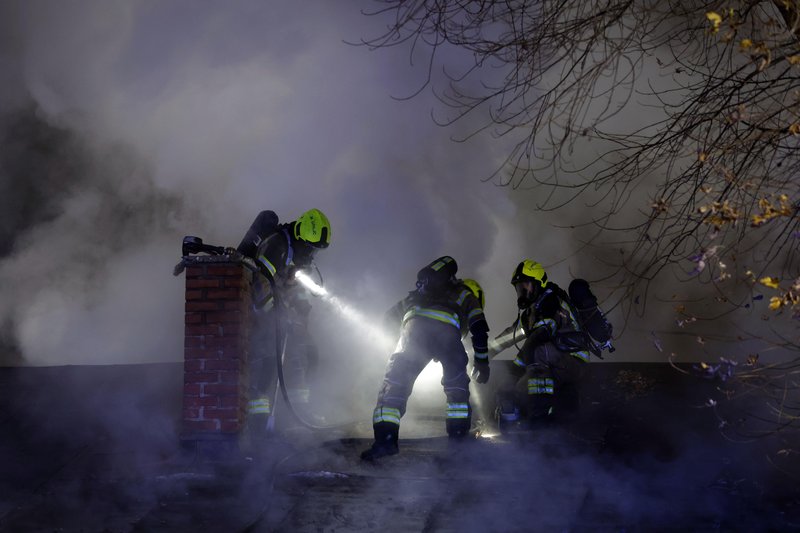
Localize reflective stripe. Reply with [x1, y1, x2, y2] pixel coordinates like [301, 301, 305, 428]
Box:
[403, 306, 460, 329]
[532, 318, 557, 337]
[572, 350, 591, 362]
[456, 290, 469, 305]
[561, 300, 581, 330]
[468, 308, 484, 320]
[431, 260, 448, 271]
[257, 255, 277, 276]
[499, 409, 520, 422]
[373, 406, 401, 425]
[528, 378, 554, 395]
[446, 402, 470, 418]
[513, 356, 525, 368]
[248, 398, 271, 414]
[474, 351, 489, 361]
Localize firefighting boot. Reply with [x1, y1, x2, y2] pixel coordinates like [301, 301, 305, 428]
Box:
[495, 392, 522, 434]
[495, 404, 522, 434]
[446, 418, 472, 440]
[360, 422, 399, 461]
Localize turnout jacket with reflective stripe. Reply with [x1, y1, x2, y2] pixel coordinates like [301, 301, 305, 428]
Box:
[493, 283, 592, 362]
[385, 281, 490, 362]
[249, 224, 313, 312]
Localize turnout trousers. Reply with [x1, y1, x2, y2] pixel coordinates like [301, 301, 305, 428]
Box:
[513, 338, 587, 423]
[372, 317, 472, 438]
[246, 306, 318, 435]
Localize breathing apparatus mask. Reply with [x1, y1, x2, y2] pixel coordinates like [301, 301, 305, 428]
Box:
[292, 240, 317, 269]
[514, 281, 540, 309]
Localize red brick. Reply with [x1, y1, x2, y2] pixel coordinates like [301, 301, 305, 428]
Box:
[205, 311, 243, 323]
[220, 421, 243, 433]
[222, 337, 244, 349]
[205, 359, 241, 371]
[184, 347, 220, 359]
[185, 301, 223, 312]
[204, 408, 239, 420]
[219, 396, 243, 408]
[185, 266, 206, 278]
[202, 336, 243, 350]
[218, 371, 241, 384]
[201, 336, 239, 349]
[183, 396, 220, 408]
[185, 313, 203, 324]
[207, 266, 243, 276]
[220, 324, 245, 337]
[185, 290, 204, 301]
[223, 278, 248, 288]
[204, 384, 240, 396]
[207, 289, 241, 300]
[223, 300, 247, 310]
[185, 325, 221, 336]
[186, 279, 222, 289]
[183, 360, 204, 372]
[184, 372, 220, 384]
[184, 420, 219, 432]
[184, 384, 202, 396]
[182, 408, 201, 419]
[184, 336, 204, 348]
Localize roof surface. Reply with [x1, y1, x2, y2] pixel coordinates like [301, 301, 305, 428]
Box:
[0, 362, 797, 532]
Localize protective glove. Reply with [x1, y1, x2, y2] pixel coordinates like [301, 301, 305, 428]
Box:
[471, 360, 490, 384]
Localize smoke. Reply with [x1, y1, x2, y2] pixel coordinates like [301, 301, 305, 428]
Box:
[1, 5, 796, 531]
[0, 1, 517, 368]
[0, 0, 732, 374]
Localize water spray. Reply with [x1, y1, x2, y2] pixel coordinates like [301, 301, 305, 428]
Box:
[296, 270, 498, 438]
[294, 270, 395, 350]
[294, 270, 445, 391]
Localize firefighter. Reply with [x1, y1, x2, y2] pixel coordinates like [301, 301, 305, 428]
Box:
[490, 259, 591, 430]
[361, 256, 490, 461]
[236, 208, 331, 433]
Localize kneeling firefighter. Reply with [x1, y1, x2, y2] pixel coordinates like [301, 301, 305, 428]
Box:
[490, 260, 597, 429]
[361, 256, 490, 460]
[236, 208, 331, 434]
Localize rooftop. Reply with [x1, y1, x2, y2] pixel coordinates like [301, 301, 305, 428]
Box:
[0, 362, 797, 532]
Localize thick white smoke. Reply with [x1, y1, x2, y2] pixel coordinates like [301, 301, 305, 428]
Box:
[1, 0, 756, 377]
[0, 1, 521, 368]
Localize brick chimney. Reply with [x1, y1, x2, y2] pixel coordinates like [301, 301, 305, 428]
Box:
[180, 256, 252, 457]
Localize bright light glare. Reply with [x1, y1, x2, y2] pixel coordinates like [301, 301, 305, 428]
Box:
[295, 270, 327, 296]
[416, 360, 443, 389]
[295, 270, 394, 349]
[294, 270, 468, 398]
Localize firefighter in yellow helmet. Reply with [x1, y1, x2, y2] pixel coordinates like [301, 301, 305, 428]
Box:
[490, 259, 591, 430]
[236, 208, 332, 435]
[361, 257, 490, 460]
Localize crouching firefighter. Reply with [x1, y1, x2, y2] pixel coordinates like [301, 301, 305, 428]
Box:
[490, 260, 611, 430]
[361, 256, 490, 461]
[236, 208, 332, 436]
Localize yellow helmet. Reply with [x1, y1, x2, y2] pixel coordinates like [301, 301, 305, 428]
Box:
[462, 278, 485, 309]
[294, 208, 331, 248]
[511, 259, 548, 288]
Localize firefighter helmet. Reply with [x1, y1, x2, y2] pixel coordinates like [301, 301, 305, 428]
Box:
[511, 259, 548, 288]
[462, 278, 485, 309]
[294, 208, 331, 248]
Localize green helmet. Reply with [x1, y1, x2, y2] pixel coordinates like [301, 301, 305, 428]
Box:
[294, 208, 331, 248]
[511, 259, 548, 288]
[462, 278, 485, 309]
